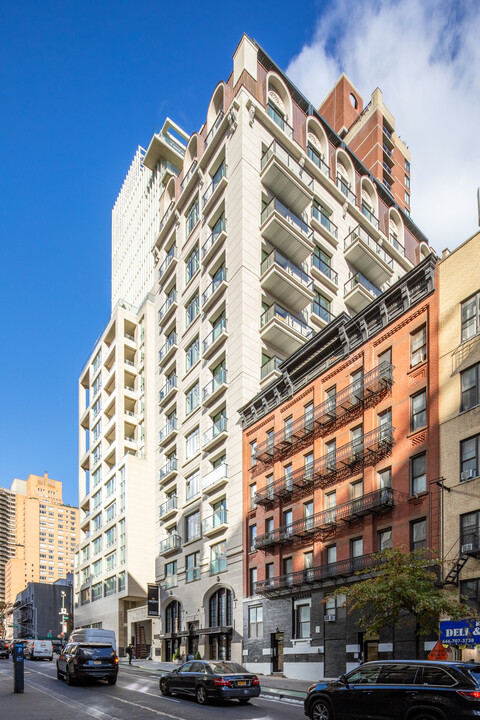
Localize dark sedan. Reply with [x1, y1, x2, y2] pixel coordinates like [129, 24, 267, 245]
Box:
[159, 660, 261, 705]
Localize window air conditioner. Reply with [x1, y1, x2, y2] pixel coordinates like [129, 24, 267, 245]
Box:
[324, 614, 336, 622]
[461, 470, 477, 481]
[462, 543, 474, 553]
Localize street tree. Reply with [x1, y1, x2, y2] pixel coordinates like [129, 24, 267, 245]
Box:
[327, 547, 472, 635]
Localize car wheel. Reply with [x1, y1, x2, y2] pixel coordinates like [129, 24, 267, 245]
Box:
[107, 677, 117, 685]
[195, 685, 208, 705]
[160, 679, 171, 696]
[65, 667, 74, 686]
[238, 699, 250, 704]
[310, 698, 333, 720]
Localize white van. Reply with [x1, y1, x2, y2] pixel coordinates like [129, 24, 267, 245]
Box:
[29, 640, 53, 660]
[68, 628, 116, 651]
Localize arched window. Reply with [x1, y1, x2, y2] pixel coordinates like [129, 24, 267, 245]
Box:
[388, 208, 404, 253]
[266, 73, 293, 139]
[336, 151, 356, 203]
[165, 600, 181, 634]
[360, 179, 378, 228]
[209, 588, 232, 627]
[306, 118, 329, 176]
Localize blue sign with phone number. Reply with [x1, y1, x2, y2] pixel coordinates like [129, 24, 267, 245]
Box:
[440, 619, 480, 646]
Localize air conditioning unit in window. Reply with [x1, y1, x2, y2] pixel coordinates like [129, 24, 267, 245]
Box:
[324, 614, 336, 622]
[461, 470, 477, 481]
[462, 543, 474, 553]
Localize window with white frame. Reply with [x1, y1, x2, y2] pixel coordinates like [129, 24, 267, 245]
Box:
[186, 469, 200, 500]
[248, 605, 263, 638]
[186, 428, 199, 459]
[186, 382, 199, 415]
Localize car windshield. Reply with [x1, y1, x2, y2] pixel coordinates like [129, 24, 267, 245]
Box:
[77, 645, 114, 659]
[210, 662, 248, 675]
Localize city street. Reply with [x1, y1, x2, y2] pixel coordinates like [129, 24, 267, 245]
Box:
[0, 659, 305, 720]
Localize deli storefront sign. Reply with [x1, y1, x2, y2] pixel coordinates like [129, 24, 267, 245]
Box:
[147, 584, 159, 616]
[440, 619, 480, 646]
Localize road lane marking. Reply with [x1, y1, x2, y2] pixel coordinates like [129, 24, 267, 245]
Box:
[111, 696, 185, 718]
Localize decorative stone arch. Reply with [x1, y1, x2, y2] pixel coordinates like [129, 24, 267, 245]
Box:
[417, 240, 430, 260]
[306, 116, 328, 162]
[207, 82, 225, 131]
[266, 71, 293, 124]
[185, 133, 198, 170]
[388, 207, 404, 246]
[360, 176, 378, 218]
[335, 148, 355, 191]
[203, 584, 234, 627]
[164, 597, 182, 633]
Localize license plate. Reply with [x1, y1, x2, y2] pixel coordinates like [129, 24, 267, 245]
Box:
[94, 660, 102, 665]
[237, 680, 246, 686]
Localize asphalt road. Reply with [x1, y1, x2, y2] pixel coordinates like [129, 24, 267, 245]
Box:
[0, 658, 305, 720]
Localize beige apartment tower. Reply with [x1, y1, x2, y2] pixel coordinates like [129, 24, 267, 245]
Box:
[4, 473, 79, 607]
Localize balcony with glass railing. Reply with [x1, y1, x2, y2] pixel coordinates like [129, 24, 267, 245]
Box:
[186, 566, 201, 582]
[261, 249, 314, 313]
[203, 318, 227, 357]
[158, 333, 177, 367]
[158, 246, 177, 285]
[158, 291, 177, 326]
[311, 298, 334, 327]
[159, 534, 182, 556]
[311, 204, 338, 242]
[159, 495, 178, 520]
[158, 418, 177, 446]
[159, 457, 177, 484]
[202, 216, 226, 263]
[210, 556, 227, 575]
[361, 204, 379, 230]
[267, 103, 294, 140]
[202, 463, 228, 493]
[202, 268, 227, 310]
[202, 164, 227, 214]
[382, 180, 394, 199]
[158, 375, 178, 406]
[158, 201, 175, 241]
[344, 272, 383, 313]
[306, 144, 330, 178]
[202, 417, 227, 450]
[203, 369, 227, 405]
[311, 253, 338, 290]
[202, 508, 228, 536]
[383, 232, 412, 270]
[260, 140, 313, 215]
[344, 225, 394, 286]
[260, 303, 313, 355]
[164, 574, 177, 589]
[204, 111, 225, 149]
[336, 175, 356, 205]
[261, 356, 282, 382]
[180, 159, 198, 194]
[260, 196, 314, 265]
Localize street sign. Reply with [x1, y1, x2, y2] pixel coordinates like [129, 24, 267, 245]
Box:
[428, 640, 448, 661]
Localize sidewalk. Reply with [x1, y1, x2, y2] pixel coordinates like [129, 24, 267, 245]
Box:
[119, 658, 311, 702]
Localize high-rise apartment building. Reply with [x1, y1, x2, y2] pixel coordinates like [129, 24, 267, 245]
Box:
[4, 473, 79, 607]
[439, 231, 480, 624]
[0, 486, 16, 605]
[148, 34, 430, 663]
[319, 76, 412, 215]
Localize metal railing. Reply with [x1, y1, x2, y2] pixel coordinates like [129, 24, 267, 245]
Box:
[311, 204, 338, 239]
[202, 268, 227, 305]
[312, 253, 338, 285]
[186, 566, 201, 582]
[203, 318, 227, 353]
[336, 175, 356, 204]
[307, 145, 330, 177]
[261, 356, 282, 379]
[261, 197, 313, 240]
[388, 233, 406, 256]
[159, 375, 177, 402]
[210, 557, 227, 574]
[312, 300, 334, 324]
[261, 140, 313, 189]
[204, 111, 224, 148]
[344, 272, 382, 298]
[158, 333, 177, 363]
[158, 291, 177, 322]
[159, 534, 182, 554]
[202, 463, 228, 491]
[159, 495, 178, 518]
[202, 164, 227, 207]
[203, 369, 227, 401]
[159, 201, 175, 232]
[180, 159, 198, 192]
[267, 103, 293, 139]
[202, 508, 228, 533]
[361, 204, 379, 229]
[158, 246, 177, 280]
[158, 418, 177, 443]
[344, 225, 393, 268]
[261, 248, 313, 289]
[202, 216, 226, 258]
[202, 417, 227, 446]
[260, 303, 312, 339]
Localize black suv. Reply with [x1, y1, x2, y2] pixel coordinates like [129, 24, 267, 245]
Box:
[56, 642, 118, 685]
[304, 660, 480, 719]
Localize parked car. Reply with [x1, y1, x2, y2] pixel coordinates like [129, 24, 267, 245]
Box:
[56, 642, 118, 685]
[159, 660, 261, 705]
[304, 659, 480, 720]
[0, 639, 9, 659]
[28, 639, 53, 661]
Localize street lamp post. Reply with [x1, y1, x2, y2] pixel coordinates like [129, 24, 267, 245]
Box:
[59, 591, 68, 637]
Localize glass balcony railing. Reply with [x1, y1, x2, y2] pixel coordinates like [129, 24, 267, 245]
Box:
[158, 247, 177, 280]
[203, 318, 227, 353]
[307, 145, 330, 177]
[210, 557, 227, 575]
[383, 145, 393, 158]
[312, 254, 338, 285]
[159, 534, 181, 554]
[388, 234, 405, 256]
[202, 508, 228, 533]
[186, 566, 201, 582]
[202, 418, 227, 447]
[261, 140, 313, 189]
[158, 333, 177, 363]
[361, 204, 379, 229]
[267, 103, 293, 139]
[159, 375, 177, 402]
[336, 175, 356, 204]
[159, 495, 178, 518]
[164, 574, 177, 589]
[180, 159, 198, 192]
[344, 272, 382, 298]
[261, 249, 313, 289]
[261, 303, 313, 339]
[202, 164, 227, 207]
[261, 197, 313, 240]
[202, 463, 228, 491]
[158, 291, 177, 322]
[345, 225, 393, 268]
[159, 458, 177, 481]
[159, 201, 175, 232]
[203, 369, 227, 401]
[383, 180, 394, 198]
[158, 418, 177, 443]
[202, 268, 227, 305]
[312, 301, 334, 324]
[204, 111, 224, 148]
[261, 356, 282, 379]
[311, 204, 338, 239]
[202, 217, 226, 258]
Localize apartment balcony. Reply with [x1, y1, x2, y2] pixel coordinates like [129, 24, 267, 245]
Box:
[311, 254, 338, 292]
[202, 369, 227, 405]
[254, 362, 394, 468]
[383, 144, 393, 160]
[361, 205, 379, 230]
[267, 103, 294, 141]
[202, 508, 228, 537]
[260, 197, 314, 265]
[159, 458, 178, 485]
[310, 301, 334, 330]
[158, 375, 178, 407]
[383, 180, 394, 199]
[180, 159, 198, 196]
[260, 140, 314, 215]
[306, 146, 330, 179]
[202, 417, 227, 451]
[344, 225, 394, 287]
[202, 164, 227, 215]
[311, 205, 338, 245]
[159, 534, 182, 557]
[158, 418, 178, 447]
[382, 233, 413, 271]
[202, 268, 227, 311]
[344, 272, 383, 313]
[158, 334, 178, 368]
[260, 249, 314, 313]
[204, 110, 225, 149]
[186, 566, 201, 583]
[158, 291, 178, 327]
[124, 384, 136, 399]
[255, 489, 394, 551]
[202, 217, 227, 265]
[164, 575, 178, 590]
[159, 495, 178, 521]
[202, 463, 228, 494]
[256, 553, 378, 597]
[143, 127, 186, 173]
[336, 175, 356, 205]
[124, 331, 136, 344]
[203, 319, 227, 358]
[158, 247, 177, 286]
[260, 303, 313, 355]
[260, 356, 283, 384]
[210, 557, 227, 575]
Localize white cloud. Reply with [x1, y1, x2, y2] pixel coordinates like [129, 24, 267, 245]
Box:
[286, 0, 480, 253]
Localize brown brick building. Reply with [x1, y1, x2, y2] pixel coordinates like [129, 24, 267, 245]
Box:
[240, 255, 439, 680]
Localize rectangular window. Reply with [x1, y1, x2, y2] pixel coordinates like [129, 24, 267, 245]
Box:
[118, 571, 126, 592]
[460, 435, 480, 480]
[411, 326, 427, 367]
[210, 541, 227, 574]
[105, 502, 115, 523]
[461, 294, 480, 343]
[326, 545, 336, 564]
[283, 557, 293, 584]
[105, 526, 116, 547]
[411, 518, 427, 550]
[186, 199, 199, 237]
[186, 293, 199, 326]
[185, 511, 201, 542]
[296, 603, 310, 639]
[104, 576, 116, 597]
[249, 567, 257, 596]
[249, 524, 257, 552]
[283, 509, 293, 537]
[351, 537, 363, 557]
[93, 513, 102, 532]
[91, 583, 102, 601]
[186, 470, 200, 500]
[186, 428, 199, 459]
[405, 190, 410, 205]
[378, 528, 392, 551]
[411, 389, 427, 431]
[460, 578, 480, 611]
[461, 364, 480, 412]
[284, 463, 293, 491]
[326, 439, 336, 471]
[186, 337, 199, 371]
[304, 501, 314, 531]
[304, 551, 314, 581]
[284, 416, 293, 442]
[250, 440, 257, 467]
[248, 605, 263, 638]
[313, 292, 331, 323]
[351, 425, 364, 457]
[378, 467, 392, 488]
[265, 562, 274, 586]
[378, 409, 392, 441]
[405, 174, 410, 190]
[186, 246, 199, 283]
[186, 552, 200, 582]
[411, 453, 427, 494]
[249, 483, 257, 510]
[186, 382, 199, 415]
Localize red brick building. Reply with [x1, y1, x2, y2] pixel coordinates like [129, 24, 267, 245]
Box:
[240, 255, 439, 680]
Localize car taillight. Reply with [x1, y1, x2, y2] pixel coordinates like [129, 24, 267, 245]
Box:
[114, 656, 119, 664]
[252, 678, 260, 686]
[458, 690, 480, 700]
[214, 678, 232, 687]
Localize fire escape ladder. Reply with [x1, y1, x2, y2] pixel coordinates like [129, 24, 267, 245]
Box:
[444, 553, 470, 586]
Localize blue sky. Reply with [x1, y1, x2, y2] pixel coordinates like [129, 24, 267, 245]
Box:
[1, 0, 478, 506]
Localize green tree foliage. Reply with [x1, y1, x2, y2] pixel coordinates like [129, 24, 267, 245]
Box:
[327, 547, 472, 635]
